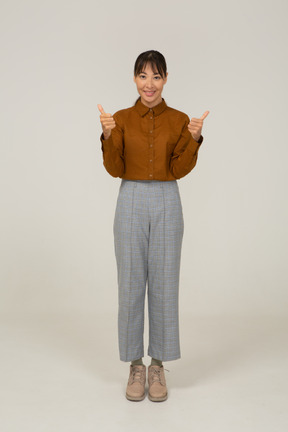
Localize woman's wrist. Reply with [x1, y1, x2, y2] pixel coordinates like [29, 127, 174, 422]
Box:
[103, 132, 111, 140]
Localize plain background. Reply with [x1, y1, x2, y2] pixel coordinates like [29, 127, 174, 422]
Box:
[0, 0, 287, 431]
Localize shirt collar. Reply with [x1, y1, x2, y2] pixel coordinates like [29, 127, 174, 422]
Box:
[135, 98, 167, 117]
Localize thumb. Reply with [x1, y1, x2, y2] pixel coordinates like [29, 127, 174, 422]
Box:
[200, 110, 210, 120]
[97, 104, 105, 114]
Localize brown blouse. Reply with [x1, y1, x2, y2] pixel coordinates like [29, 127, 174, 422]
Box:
[100, 98, 203, 181]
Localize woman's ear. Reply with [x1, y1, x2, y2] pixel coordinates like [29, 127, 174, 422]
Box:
[133, 75, 136, 83]
[164, 72, 168, 84]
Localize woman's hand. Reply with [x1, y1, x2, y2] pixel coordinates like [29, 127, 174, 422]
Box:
[188, 111, 209, 142]
[97, 104, 116, 140]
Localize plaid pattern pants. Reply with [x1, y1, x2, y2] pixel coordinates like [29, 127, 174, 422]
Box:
[113, 179, 184, 362]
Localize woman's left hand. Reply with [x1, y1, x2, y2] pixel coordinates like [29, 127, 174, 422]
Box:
[188, 111, 210, 142]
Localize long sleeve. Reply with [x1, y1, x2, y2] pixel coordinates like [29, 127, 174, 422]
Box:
[100, 112, 125, 178]
[169, 115, 203, 179]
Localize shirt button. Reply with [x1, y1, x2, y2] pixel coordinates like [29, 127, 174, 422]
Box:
[150, 144, 153, 147]
[150, 159, 152, 162]
[150, 117, 152, 119]
[150, 130, 153, 133]
[149, 174, 153, 177]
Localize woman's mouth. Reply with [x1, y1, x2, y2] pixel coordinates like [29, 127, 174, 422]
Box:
[144, 91, 155, 97]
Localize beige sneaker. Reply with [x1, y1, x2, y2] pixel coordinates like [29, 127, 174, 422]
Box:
[148, 365, 168, 402]
[126, 364, 146, 401]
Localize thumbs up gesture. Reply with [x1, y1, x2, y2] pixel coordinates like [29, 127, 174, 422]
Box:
[97, 104, 116, 140]
[188, 111, 209, 142]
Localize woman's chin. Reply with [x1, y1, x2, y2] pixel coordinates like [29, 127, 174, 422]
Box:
[141, 94, 161, 107]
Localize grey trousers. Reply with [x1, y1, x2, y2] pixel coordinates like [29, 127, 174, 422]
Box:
[113, 179, 184, 362]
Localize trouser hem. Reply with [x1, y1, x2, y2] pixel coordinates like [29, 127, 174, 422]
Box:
[120, 352, 145, 362]
[147, 349, 181, 362]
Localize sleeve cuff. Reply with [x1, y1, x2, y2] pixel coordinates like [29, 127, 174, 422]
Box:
[100, 132, 113, 151]
[197, 135, 204, 145]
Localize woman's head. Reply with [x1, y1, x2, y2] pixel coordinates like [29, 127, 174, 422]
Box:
[133, 50, 168, 108]
[134, 50, 167, 79]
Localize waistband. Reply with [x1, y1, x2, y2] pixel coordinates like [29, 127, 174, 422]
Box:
[120, 179, 178, 190]
[121, 179, 177, 183]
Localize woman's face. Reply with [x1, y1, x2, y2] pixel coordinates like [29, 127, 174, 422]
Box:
[133, 63, 168, 108]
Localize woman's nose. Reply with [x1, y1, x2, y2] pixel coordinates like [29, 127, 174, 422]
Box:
[146, 77, 153, 88]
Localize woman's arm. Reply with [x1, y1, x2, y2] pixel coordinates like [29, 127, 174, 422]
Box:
[99, 110, 125, 178]
[169, 115, 203, 179]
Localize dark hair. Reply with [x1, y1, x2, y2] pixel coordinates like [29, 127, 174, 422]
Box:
[134, 50, 167, 105]
[134, 50, 167, 79]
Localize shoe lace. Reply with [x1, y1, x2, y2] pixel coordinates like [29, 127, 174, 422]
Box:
[150, 366, 169, 385]
[131, 366, 145, 384]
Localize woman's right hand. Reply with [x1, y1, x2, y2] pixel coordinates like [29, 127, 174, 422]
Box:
[97, 104, 116, 140]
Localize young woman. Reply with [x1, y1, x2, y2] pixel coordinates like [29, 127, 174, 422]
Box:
[98, 50, 209, 402]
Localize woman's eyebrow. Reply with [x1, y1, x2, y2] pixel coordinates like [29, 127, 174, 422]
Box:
[140, 71, 161, 75]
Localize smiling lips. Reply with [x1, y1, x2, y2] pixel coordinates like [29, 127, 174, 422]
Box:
[144, 91, 156, 97]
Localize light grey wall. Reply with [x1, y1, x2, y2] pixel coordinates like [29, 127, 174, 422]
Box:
[0, 0, 287, 317]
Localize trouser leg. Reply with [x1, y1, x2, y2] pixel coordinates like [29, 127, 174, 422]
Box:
[147, 181, 184, 361]
[113, 180, 148, 362]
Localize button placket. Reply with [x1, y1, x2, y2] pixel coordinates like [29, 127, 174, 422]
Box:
[148, 109, 154, 178]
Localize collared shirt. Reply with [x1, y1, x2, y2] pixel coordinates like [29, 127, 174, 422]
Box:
[100, 98, 203, 181]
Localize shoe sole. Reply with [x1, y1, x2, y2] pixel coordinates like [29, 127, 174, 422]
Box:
[126, 392, 146, 402]
[148, 392, 168, 402]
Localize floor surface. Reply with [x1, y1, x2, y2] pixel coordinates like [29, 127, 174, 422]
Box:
[0, 312, 287, 432]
